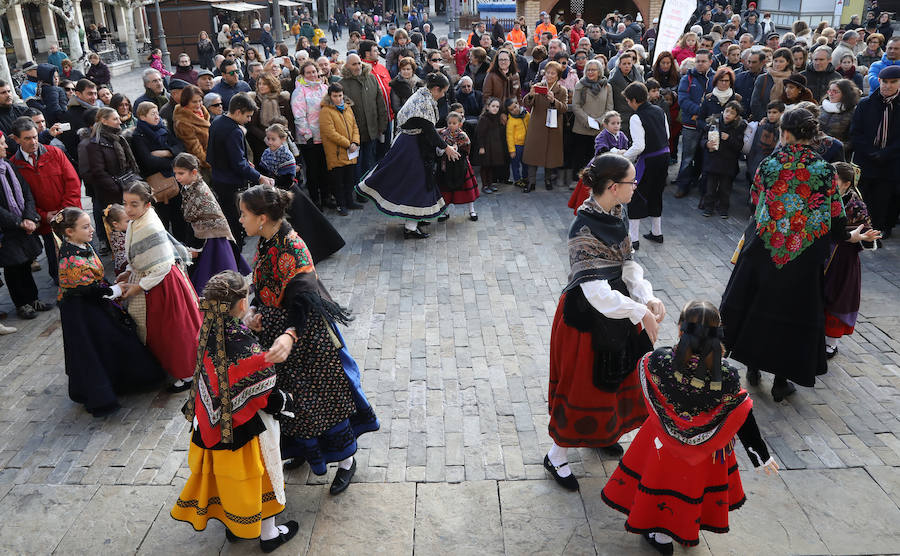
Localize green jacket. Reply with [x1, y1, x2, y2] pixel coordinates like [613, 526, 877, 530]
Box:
[339, 63, 389, 143]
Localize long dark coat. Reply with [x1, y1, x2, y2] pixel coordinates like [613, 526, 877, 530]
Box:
[0, 163, 42, 267]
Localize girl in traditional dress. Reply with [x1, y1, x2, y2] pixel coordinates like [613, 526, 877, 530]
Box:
[436, 111, 479, 222]
[117, 181, 203, 393]
[171, 270, 300, 552]
[546, 153, 665, 492]
[53, 207, 164, 417]
[173, 153, 251, 293]
[720, 109, 881, 401]
[568, 111, 629, 214]
[356, 72, 462, 240]
[602, 301, 779, 555]
[824, 162, 877, 359]
[238, 185, 379, 495]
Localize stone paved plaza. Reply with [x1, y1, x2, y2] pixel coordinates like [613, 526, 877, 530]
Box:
[2, 18, 900, 555]
[1, 172, 899, 554]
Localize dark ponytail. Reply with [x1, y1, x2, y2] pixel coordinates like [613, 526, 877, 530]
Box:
[239, 185, 294, 221]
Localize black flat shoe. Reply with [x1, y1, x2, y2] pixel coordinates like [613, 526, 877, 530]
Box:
[166, 379, 192, 393]
[418, 220, 431, 226]
[643, 232, 664, 244]
[329, 459, 356, 495]
[825, 345, 838, 359]
[469, 213, 478, 221]
[89, 402, 121, 418]
[260, 520, 300, 553]
[771, 379, 796, 402]
[283, 457, 306, 470]
[437, 214, 450, 222]
[404, 228, 429, 239]
[632, 240, 640, 251]
[643, 533, 674, 555]
[597, 442, 624, 458]
[543, 454, 579, 491]
[746, 367, 761, 386]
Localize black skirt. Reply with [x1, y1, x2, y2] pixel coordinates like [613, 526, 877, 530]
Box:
[285, 185, 346, 264]
[720, 222, 829, 386]
[60, 296, 165, 413]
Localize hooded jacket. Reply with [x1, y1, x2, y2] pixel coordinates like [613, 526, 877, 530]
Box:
[319, 96, 360, 170]
[339, 62, 388, 143]
[35, 64, 68, 125]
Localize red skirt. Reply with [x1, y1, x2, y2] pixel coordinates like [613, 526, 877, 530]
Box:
[601, 423, 747, 546]
[441, 161, 481, 205]
[567, 179, 591, 214]
[548, 292, 649, 447]
[825, 311, 855, 338]
[146, 267, 202, 380]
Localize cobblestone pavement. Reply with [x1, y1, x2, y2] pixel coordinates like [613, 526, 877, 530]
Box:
[2, 20, 900, 555]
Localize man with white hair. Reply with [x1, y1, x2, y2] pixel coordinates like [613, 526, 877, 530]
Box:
[832, 30, 860, 68]
[260, 23, 275, 58]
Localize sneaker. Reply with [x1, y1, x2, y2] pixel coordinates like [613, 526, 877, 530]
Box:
[16, 305, 37, 320]
[0, 322, 17, 335]
[31, 300, 54, 312]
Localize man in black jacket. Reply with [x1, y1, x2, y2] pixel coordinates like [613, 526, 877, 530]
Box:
[59, 79, 99, 166]
[207, 93, 274, 253]
[0, 80, 29, 151]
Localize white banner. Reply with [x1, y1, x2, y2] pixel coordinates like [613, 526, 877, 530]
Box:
[653, 0, 698, 64]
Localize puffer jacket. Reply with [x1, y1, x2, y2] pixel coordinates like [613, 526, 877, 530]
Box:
[319, 96, 360, 170]
[339, 63, 389, 143]
[818, 105, 854, 142]
[291, 79, 328, 144]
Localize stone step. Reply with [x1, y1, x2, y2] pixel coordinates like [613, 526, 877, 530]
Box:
[108, 59, 134, 77]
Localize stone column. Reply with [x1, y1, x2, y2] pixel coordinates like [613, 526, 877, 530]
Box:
[114, 5, 128, 42]
[91, 0, 107, 27]
[40, 4, 59, 46]
[6, 5, 34, 64]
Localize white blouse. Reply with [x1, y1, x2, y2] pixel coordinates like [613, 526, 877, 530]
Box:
[579, 259, 658, 324]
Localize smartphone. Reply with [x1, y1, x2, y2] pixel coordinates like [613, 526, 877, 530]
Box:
[57, 122, 71, 132]
[533, 85, 548, 95]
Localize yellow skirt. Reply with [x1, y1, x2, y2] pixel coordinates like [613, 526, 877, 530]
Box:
[171, 436, 285, 539]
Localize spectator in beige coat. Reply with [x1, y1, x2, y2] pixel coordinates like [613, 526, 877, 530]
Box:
[571, 59, 613, 174]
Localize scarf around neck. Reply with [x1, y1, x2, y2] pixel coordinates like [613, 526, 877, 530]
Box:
[565, 195, 632, 291]
[821, 99, 844, 113]
[97, 124, 138, 174]
[579, 75, 607, 95]
[876, 89, 899, 148]
[0, 159, 25, 219]
[258, 91, 283, 127]
[136, 118, 170, 149]
[711, 87, 733, 105]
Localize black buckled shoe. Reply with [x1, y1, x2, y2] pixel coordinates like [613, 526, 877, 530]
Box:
[259, 520, 300, 553]
[643, 232, 664, 244]
[543, 454, 579, 491]
[404, 228, 429, 240]
[329, 458, 356, 495]
[643, 533, 675, 555]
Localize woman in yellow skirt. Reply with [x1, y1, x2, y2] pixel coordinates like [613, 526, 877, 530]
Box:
[171, 270, 300, 553]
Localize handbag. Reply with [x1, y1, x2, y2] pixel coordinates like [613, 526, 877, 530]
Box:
[112, 170, 138, 193]
[145, 172, 180, 203]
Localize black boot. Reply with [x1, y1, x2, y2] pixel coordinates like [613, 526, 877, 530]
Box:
[771, 377, 796, 402]
[746, 367, 761, 386]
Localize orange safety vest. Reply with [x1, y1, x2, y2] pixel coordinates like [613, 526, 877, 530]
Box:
[507, 28, 527, 49]
[534, 22, 557, 43]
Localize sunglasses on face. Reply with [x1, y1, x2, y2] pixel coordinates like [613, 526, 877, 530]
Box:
[65, 87, 75, 91]
[210, 102, 223, 107]
[430, 58, 441, 62]
[227, 70, 240, 75]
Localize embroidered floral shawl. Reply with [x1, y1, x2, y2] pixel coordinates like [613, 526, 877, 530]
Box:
[751, 143, 846, 267]
[253, 221, 317, 308]
[57, 241, 105, 301]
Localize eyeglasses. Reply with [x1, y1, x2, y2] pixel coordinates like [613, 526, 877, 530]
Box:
[613, 180, 639, 188]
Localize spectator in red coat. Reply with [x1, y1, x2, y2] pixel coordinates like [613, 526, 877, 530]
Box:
[10, 117, 82, 285]
[570, 19, 585, 47]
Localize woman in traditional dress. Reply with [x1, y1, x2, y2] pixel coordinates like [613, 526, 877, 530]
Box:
[171, 270, 300, 551]
[545, 153, 665, 492]
[172, 153, 251, 292]
[824, 162, 877, 358]
[52, 207, 164, 417]
[602, 301, 778, 554]
[720, 109, 880, 401]
[238, 185, 379, 495]
[356, 73, 461, 239]
[117, 181, 203, 393]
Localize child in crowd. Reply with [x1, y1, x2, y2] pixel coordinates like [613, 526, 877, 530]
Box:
[824, 162, 881, 358]
[568, 111, 630, 213]
[700, 100, 747, 219]
[260, 123, 297, 190]
[454, 38, 471, 77]
[117, 181, 202, 393]
[646, 79, 672, 133]
[102, 204, 129, 276]
[149, 49, 173, 78]
[505, 97, 530, 189]
[174, 153, 251, 293]
[171, 270, 300, 551]
[436, 112, 479, 222]
[53, 207, 163, 417]
[475, 97, 507, 194]
[746, 101, 784, 183]
[602, 300, 778, 554]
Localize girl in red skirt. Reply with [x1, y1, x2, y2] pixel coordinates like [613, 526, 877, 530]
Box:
[602, 300, 778, 554]
[546, 153, 665, 492]
[118, 181, 203, 392]
[437, 111, 480, 221]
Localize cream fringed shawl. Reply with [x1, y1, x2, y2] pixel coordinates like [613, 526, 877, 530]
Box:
[124, 207, 193, 341]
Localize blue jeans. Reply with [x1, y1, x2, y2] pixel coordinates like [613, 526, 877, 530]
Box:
[510, 145, 528, 181]
[673, 126, 701, 192]
[355, 140, 377, 182]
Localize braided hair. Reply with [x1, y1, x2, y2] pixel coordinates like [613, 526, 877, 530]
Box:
[201, 270, 249, 310]
[674, 300, 726, 390]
